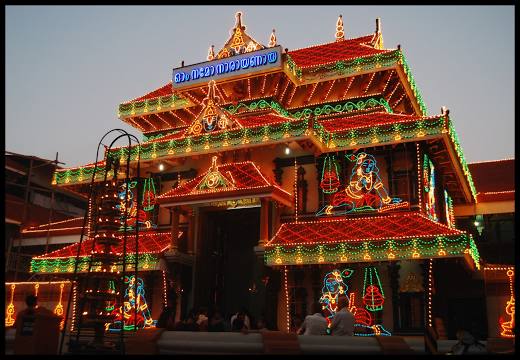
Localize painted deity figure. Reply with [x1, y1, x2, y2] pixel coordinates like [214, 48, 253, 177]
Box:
[108, 276, 154, 331]
[117, 181, 150, 230]
[424, 158, 438, 221]
[318, 152, 403, 216]
[319, 269, 353, 332]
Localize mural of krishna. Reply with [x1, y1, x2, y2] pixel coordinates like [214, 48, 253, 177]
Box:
[116, 181, 157, 231]
[317, 152, 408, 216]
[106, 275, 155, 332]
[319, 268, 391, 336]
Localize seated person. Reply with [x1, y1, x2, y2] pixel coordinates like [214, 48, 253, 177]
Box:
[298, 303, 327, 335]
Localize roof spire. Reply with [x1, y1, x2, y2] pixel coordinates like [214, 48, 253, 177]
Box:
[372, 17, 384, 49]
[216, 11, 264, 59]
[335, 14, 345, 41]
[207, 45, 215, 61]
[235, 11, 243, 29]
[268, 28, 277, 47]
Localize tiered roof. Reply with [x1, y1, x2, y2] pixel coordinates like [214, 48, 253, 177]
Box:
[53, 13, 477, 206]
[30, 231, 182, 274]
[34, 231, 172, 259]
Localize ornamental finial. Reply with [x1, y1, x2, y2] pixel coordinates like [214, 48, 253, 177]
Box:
[205, 80, 219, 105]
[235, 11, 244, 30]
[335, 14, 345, 41]
[268, 29, 277, 47]
[207, 45, 215, 61]
[372, 17, 384, 49]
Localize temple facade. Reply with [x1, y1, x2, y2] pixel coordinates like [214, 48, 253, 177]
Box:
[19, 12, 511, 340]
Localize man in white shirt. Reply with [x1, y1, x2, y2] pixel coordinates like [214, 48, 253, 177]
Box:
[330, 296, 355, 336]
[298, 303, 328, 335]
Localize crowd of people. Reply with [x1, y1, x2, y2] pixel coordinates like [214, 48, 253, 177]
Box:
[156, 305, 268, 333]
[157, 298, 354, 336]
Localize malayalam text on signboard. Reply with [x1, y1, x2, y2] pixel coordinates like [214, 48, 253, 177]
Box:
[172, 46, 282, 90]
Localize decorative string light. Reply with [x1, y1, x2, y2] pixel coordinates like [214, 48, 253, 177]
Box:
[416, 143, 422, 210]
[381, 70, 395, 93]
[287, 85, 298, 104]
[423, 154, 438, 221]
[364, 73, 376, 94]
[70, 281, 78, 331]
[54, 283, 65, 330]
[162, 270, 168, 307]
[5, 284, 16, 327]
[284, 266, 290, 333]
[317, 151, 406, 216]
[427, 259, 433, 327]
[261, 75, 268, 95]
[342, 77, 355, 99]
[280, 80, 291, 103]
[306, 83, 319, 104]
[484, 267, 517, 338]
[294, 158, 298, 223]
[320, 155, 340, 194]
[363, 266, 385, 312]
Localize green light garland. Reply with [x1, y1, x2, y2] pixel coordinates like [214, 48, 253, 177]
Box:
[308, 50, 400, 77]
[314, 116, 446, 150]
[118, 94, 187, 118]
[397, 51, 428, 116]
[54, 119, 308, 186]
[264, 235, 480, 267]
[446, 119, 478, 202]
[225, 97, 392, 120]
[30, 253, 159, 274]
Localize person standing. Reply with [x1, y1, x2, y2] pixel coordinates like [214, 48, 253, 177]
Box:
[298, 303, 328, 335]
[330, 297, 354, 336]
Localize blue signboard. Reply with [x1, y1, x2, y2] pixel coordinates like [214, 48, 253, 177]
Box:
[172, 46, 283, 90]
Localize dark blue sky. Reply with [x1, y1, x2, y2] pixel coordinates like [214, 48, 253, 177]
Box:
[6, 6, 514, 167]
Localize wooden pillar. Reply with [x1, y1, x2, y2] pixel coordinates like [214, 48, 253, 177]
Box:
[187, 209, 195, 255]
[259, 198, 270, 246]
[272, 202, 281, 236]
[170, 207, 180, 251]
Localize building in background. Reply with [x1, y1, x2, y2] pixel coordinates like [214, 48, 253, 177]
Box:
[5, 152, 88, 281]
[10, 13, 513, 344]
[453, 159, 515, 340]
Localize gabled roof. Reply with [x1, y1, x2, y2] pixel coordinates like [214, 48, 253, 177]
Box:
[266, 212, 464, 247]
[287, 35, 392, 69]
[157, 158, 293, 207]
[34, 231, 173, 259]
[468, 159, 515, 202]
[264, 212, 480, 267]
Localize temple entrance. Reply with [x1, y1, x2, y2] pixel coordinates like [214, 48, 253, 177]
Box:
[194, 207, 261, 322]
